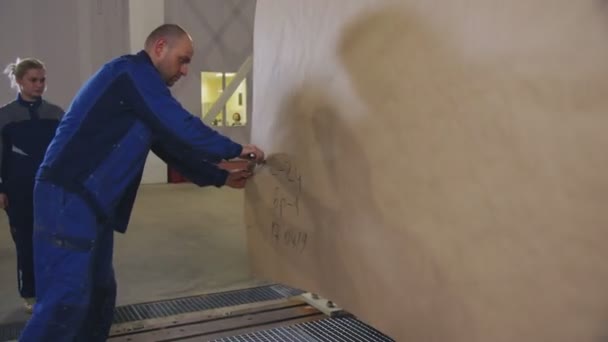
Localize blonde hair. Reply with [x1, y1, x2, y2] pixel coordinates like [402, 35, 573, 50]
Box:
[3, 57, 45, 90]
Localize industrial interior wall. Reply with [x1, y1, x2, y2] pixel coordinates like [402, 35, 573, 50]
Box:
[165, 0, 255, 144]
[0, 0, 129, 109]
[246, 0, 608, 341]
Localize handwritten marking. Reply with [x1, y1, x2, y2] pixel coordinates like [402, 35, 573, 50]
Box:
[269, 155, 308, 253]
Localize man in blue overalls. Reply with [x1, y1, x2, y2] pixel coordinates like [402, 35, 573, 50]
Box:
[19, 23, 265, 341]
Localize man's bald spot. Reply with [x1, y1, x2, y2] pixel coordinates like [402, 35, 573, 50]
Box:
[144, 24, 191, 49]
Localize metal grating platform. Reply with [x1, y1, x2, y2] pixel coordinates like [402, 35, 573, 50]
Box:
[113, 284, 303, 324]
[210, 316, 395, 342]
[0, 284, 303, 342]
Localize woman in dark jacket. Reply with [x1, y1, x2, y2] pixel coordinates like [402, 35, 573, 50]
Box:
[0, 57, 63, 313]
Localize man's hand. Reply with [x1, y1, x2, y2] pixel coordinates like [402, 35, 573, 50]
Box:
[225, 169, 252, 189]
[240, 144, 265, 164]
[0, 193, 8, 209]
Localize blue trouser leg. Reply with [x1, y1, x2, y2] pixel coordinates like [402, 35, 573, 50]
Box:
[75, 228, 116, 341]
[19, 236, 94, 341]
[19, 181, 116, 342]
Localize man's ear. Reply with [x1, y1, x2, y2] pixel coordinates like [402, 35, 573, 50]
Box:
[154, 38, 168, 57]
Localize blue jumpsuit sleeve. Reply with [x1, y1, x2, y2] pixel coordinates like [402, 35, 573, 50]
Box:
[151, 141, 229, 187]
[125, 66, 243, 163]
[111, 169, 144, 233]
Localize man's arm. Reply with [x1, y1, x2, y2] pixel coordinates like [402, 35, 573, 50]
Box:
[124, 66, 243, 163]
[150, 141, 229, 187]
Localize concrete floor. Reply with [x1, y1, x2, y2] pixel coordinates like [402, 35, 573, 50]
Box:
[0, 183, 268, 325]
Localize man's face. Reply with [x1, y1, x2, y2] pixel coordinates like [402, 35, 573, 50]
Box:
[155, 36, 193, 87]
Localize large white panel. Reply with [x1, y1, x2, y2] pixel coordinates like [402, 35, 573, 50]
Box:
[246, 1, 608, 340]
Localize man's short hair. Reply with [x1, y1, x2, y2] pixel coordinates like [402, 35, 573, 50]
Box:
[144, 24, 188, 49]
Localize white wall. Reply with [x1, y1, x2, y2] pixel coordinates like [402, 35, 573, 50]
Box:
[0, 0, 129, 109]
[165, 0, 256, 145]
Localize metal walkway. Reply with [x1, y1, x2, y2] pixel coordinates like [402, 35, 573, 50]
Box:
[211, 317, 394, 342]
[0, 284, 394, 341]
[113, 284, 304, 324]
